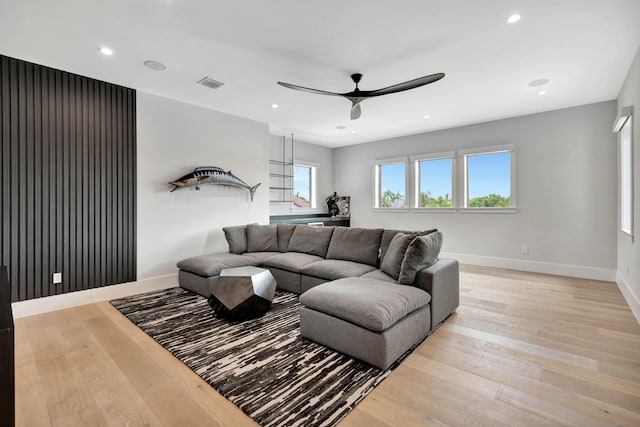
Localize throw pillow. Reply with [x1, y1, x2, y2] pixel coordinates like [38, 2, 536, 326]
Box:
[380, 232, 414, 280]
[325, 227, 384, 267]
[277, 223, 297, 252]
[398, 231, 443, 285]
[246, 224, 279, 252]
[379, 228, 437, 262]
[287, 225, 335, 257]
[223, 224, 248, 254]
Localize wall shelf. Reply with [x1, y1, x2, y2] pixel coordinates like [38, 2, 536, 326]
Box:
[269, 135, 294, 204]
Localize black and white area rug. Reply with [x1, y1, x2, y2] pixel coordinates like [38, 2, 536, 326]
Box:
[111, 288, 409, 427]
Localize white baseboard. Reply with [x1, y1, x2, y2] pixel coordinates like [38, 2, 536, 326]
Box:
[441, 252, 616, 282]
[616, 272, 640, 324]
[11, 274, 178, 319]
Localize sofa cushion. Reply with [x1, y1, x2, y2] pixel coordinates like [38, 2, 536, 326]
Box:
[299, 278, 431, 332]
[360, 269, 397, 284]
[240, 252, 278, 263]
[177, 253, 256, 277]
[287, 225, 335, 257]
[277, 223, 297, 252]
[398, 232, 443, 285]
[261, 252, 325, 273]
[381, 232, 414, 280]
[379, 228, 437, 263]
[223, 224, 248, 254]
[246, 224, 279, 252]
[325, 227, 383, 267]
[301, 259, 377, 281]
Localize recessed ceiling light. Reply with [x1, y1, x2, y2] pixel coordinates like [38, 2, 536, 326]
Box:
[538, 90, 547, 96]
[272, 104, 279, 109]
[98, 47, 113, 56]
[144, 60, 167, 71]
[528, 78, 550, 87]
[507, 14, 521, 24]
[423, 114, 431, 119]
[336, 125, 347, 130]
[351, 130, 357, 134]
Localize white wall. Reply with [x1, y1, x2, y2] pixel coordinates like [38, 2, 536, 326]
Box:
[616, 46, 640, 321]
[137, 92, 270, 280]
[334, 101, 617, 280]
[269, 134, 334, 216]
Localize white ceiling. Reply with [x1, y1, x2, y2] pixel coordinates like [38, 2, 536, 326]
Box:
[1, 0, 639, 147]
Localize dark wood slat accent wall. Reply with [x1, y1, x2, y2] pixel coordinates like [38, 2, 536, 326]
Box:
[0, 55, 136, 302]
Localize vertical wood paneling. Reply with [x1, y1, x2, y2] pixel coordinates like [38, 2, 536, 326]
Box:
[0, 55, 136, 302]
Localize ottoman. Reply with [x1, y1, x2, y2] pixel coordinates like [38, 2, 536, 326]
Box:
[299, 277, 432, 370]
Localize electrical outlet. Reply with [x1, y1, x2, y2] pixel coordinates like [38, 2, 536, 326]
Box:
[53, 272, 62, 284]
[521, 246, 529, 255]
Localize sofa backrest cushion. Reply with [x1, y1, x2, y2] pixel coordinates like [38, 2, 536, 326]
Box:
[223, 224, 248, 254]
[246, 224, 279, 252]
[287, 225, 335, 257]
[277, 224, 297, 252]
[326, 227, 384, 267]
[379, 228, 438, 263]
[380, 232, 414, 280]
[398, 231, 443, 285]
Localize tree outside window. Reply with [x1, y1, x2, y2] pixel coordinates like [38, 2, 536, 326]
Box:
[377, 162, 406, 208]
[418, 157, 453, 208]
[465, 151, 512, 208]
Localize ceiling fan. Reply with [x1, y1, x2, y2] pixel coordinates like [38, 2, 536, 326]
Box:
[277, 72, 445, 120]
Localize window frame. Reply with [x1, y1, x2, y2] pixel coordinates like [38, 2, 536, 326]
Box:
[410, 151, 456, 212]
[292, 159, 318, 211]
[616, 109, 634, 241]
[459, 144, 516, 213]
[371, 157, 409, 211]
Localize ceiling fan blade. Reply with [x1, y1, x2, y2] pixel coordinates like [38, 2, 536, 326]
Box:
[368, 73, 445, 97]
[350, 102, 361, 120]
[277, 81, 342, 97]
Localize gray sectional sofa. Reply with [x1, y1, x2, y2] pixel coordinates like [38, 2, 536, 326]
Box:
[177, 223, 459, 369]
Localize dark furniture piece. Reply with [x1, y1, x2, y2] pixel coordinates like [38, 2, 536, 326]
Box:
[270, 214, 350, 227]
[0, 266, 15, 426]
[208, 266, 277, 320]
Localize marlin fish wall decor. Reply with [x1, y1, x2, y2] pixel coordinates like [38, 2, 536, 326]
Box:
[169, 167, 261, 201]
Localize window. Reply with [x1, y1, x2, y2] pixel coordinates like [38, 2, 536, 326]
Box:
[413, 153, 454, 208]
[614, 107, 633, 238]
[462, 146, 515, 209]
[293, 162, 317, 209]
[373, 158, 407, 208]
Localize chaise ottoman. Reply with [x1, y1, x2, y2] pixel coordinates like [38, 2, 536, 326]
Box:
[298, 277, 432, 370]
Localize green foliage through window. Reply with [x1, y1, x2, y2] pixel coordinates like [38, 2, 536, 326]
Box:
[381, 189, 405, 208]
[420, 191, 452, 207]
[468, 193, 510, 207]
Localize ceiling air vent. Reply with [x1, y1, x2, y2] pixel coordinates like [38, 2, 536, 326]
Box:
[197, 77, 225, 90]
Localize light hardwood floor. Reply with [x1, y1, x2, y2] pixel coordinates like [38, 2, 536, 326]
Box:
[15, 265, 640, 426]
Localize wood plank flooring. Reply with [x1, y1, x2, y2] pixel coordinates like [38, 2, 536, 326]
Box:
[14, 265, 640, 426]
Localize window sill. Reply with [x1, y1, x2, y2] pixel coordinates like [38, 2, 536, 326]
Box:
[621, 230, 634, 243]
[412, 208, 457, 213]
[372, 208, 410, 213]
[459, 207, 517, 214]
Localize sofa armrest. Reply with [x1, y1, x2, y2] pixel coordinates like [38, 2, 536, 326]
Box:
[413, 258, 459, 329]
